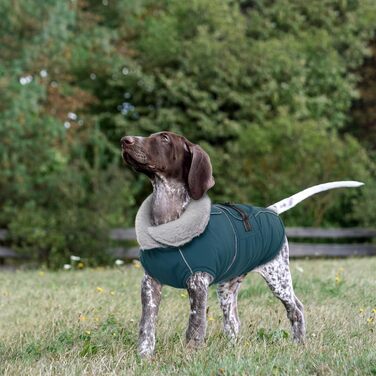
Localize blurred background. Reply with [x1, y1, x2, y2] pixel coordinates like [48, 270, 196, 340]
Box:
[0, 0, 375, 268]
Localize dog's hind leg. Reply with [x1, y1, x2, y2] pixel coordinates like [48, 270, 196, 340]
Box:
[255, 238, 305, 343]
[217, 274, 246, 340]
[138, 274, 162, 358]
[186, 272, 212, 348]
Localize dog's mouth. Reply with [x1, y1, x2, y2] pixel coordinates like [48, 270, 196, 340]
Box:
[122, 148, 155, 172]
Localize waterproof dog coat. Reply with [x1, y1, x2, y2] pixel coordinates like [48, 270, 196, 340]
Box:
[135, 195, 285, 289]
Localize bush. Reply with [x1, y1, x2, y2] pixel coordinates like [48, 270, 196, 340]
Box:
[1, 0, 375, 266]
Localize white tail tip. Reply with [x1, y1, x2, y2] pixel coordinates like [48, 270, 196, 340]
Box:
[268, 180, 364, 215]
[340, 181, 364, 188]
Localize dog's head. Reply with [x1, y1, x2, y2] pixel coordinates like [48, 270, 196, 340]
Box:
[121, 131, 215, 199]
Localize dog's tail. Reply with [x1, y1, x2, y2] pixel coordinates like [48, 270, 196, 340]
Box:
[267, 181, 364, 215]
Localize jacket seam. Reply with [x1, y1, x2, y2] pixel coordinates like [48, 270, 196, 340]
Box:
[215, 204, 247, 221]
[216, 207, 238, 275]
[254, 209, 279, 217]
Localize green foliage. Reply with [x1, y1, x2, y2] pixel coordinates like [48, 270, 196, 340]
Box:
[0, 0, 375, 266]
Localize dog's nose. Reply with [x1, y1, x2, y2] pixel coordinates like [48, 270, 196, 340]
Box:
[121, 136, 135, 148]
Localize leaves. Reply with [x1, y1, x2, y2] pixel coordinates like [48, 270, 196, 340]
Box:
[1, 0, 375, 266]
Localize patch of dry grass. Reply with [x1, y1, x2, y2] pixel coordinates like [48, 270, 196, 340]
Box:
[0, 258, 375, 375]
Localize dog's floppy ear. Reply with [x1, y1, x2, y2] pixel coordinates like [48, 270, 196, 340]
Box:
[186, 142, 215, 200]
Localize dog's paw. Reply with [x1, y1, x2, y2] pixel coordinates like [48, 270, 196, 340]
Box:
[186, 337, 205, 350]
[138, 341, 155, 359]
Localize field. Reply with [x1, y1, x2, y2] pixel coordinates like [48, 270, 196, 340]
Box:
[0, 258, 375, 375]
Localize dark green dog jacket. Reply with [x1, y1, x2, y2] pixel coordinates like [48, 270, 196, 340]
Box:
[140, 204, 285, 289]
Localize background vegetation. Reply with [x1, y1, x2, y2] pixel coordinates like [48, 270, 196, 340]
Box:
[1, 0, 376, 266]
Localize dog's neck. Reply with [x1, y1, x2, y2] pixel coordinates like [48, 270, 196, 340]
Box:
[150, 175, 191, 226]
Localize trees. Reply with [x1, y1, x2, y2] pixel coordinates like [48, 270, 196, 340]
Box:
[1, 0, 375, 266]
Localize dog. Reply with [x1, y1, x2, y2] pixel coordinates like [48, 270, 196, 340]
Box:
[121, 131, 363, 358]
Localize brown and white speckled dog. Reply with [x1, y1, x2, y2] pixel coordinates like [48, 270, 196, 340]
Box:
[121, 131, 363, 358]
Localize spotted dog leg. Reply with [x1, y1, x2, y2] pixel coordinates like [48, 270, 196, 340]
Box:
[255, 237, 305, 343]
[186, 272, 213, 348]
[217, 274, 246, 340]
[138, 274, 162, 358]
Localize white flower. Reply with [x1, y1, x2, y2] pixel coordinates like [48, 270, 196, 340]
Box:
[63, 264, 72, 270]
[115, 259, 124, 266]
[19, 75, 33, 85]
[70, 255, 80, 261]
[67, 112, 77, 121]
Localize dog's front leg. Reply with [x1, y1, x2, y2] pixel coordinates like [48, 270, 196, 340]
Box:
[186, 272, 212, 348]
[138, 274, 162, 358]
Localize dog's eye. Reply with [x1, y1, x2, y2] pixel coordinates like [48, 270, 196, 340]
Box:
[160, 134, 169, 143]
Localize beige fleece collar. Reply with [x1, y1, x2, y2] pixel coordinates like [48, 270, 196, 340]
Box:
[135, 194, 211, 250]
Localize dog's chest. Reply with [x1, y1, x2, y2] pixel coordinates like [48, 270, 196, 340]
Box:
[140, 205, 285, 288]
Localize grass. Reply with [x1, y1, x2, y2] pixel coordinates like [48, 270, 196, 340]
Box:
[0, 258, 375, 375]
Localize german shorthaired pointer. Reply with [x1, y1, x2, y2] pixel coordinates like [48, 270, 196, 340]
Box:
[121, 131, 363, 358]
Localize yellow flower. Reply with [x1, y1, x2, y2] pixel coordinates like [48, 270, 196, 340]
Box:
[94, 317, 100, 322]
[359, 308, 364, 314]
[96, 287, 104, 293]
[335, 267, 344, 286]
[77, 262, 85, 269]
[132, 260, 141, 269]
[85, 331, 91, 335]
[367, 317, 374, 324]
[110, 291, 115, 296]
[180, 292, 188, 298]
[38, 271, 45, 277]
[79, 315, 87, 321]
[208, 316, 215, 321]
[372, 308, 376, 314]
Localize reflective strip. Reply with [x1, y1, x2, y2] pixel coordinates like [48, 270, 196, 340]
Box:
[178, 248, 193, 275]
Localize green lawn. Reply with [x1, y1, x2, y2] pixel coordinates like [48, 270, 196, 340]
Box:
[0, 258, 375, 375]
